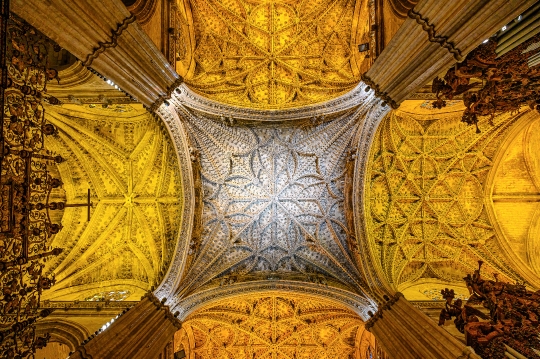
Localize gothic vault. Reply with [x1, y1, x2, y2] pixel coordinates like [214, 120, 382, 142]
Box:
[7, 0, 540, 358]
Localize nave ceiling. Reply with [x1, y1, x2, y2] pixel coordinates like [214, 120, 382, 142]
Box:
[175, 294, 375, 359]
[42, 103, 184, 301]
[173, 0, 372, 109]
[363, 100, 540, 299]
[9, 0, 540, 357]
[166, 88, 383, 305]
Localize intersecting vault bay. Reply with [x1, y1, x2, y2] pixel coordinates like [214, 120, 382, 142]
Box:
[178, 107, 366, 296]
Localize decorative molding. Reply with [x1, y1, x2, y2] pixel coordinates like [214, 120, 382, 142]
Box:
[41, 300, 137, 311]
[361, 74, 399, 109]
[153, 104, 195, 301]
[174, 82, 373, 123]
[35, 319, 91, 352]
[407, 9, 463, 62]
[172, 280, 376, 321]
[388, 0, 418, 19]
[82, 14, 137, 67]
[126, 0, 158, 26]
[350, 102, 391, 300]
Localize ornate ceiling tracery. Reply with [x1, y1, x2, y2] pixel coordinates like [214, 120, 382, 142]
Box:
[174, 103, 369, 298]
[183, 0, 371, 109]
[176, 294, 374, 359]
[42, 104, 183, 301]
[488, 115, 540, 287]
[364, 101, 536, 291]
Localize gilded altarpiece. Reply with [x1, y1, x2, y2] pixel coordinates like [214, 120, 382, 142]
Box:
[365, 102, 536, 294]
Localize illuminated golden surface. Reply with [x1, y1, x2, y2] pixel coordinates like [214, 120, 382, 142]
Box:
[184, 0, 370, 109]
[490, 115, 540, 281]
[365, 101, 535, 291]
[177, 294, 374, 359]
[42, 104, 183, 301]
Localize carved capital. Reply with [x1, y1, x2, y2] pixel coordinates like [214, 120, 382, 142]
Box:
[361, 74, 399, 109]
[365, 292, 403, 330]
[144, 292, 182, 329]
[149, 77, 184, 113]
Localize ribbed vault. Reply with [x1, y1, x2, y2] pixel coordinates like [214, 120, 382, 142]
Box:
[42, 104, 183, 301]
[363, 100, 540, 296]
[171, 99, 373, 300]
[175, 294, 376, 359]
[181, 0, 372, 109]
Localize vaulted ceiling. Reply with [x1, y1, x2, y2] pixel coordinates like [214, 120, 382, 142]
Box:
[180, 0, 372, 109]
[175, 104, 366, 298]
[176, 294, 374, 359]
[42, 104, 183, 301]
[364, 100, 540, 298]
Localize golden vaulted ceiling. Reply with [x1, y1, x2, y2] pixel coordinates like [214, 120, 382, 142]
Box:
[489, 115, 540, 286]
[178, 0, 372, 109]
[42, 103, 183, 301]
[365, 100, 540, 298]
[175, 294, 375, 359]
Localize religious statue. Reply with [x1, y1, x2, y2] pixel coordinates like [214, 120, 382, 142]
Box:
[431, 33, 540, 132]
[439, 261, 540, 358]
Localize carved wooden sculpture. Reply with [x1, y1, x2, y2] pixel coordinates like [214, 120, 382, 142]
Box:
[439, 261, 540, 358]
[432, 33, 540, 132]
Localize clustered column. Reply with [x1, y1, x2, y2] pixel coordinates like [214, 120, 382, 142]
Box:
[366, 293, 480, 359]
[69, 293, 181, 359]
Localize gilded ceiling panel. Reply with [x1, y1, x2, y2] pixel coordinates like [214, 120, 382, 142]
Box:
[41, 104, 183, 301]
[489, 115, 540, 287]
[365, 101, 535, 290]
[184, 0, 371, 109]
[176, 294, 374, 359]
[176, 106, 366, 297]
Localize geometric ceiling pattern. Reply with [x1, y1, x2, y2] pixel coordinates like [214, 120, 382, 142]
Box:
[184, 0, 370, 109]
[176, 106, 367, 298]
[365, 102, 532, 290]
[490, 115, 540, 285]
[42, 104, 183, 301]
[177, 295, 373, 359]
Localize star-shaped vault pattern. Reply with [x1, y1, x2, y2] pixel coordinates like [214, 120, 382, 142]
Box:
[366, 109, 529, 288]
[183, 0, 371, 109]
[177, 295, 371, 359]
[42, 105, 183, 301]
[178, 108, 364, 296]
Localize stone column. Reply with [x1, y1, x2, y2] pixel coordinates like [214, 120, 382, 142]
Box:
[366, 293, 480, 359]
[363, 0, 536, 107]
[69, 293, 181, 359]
[11, 0, 181, 109]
